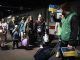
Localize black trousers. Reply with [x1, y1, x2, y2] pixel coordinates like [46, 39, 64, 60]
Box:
[13, 40, 19, 48]
[9, 30, 13, 37]
[37, 32, 43, 45]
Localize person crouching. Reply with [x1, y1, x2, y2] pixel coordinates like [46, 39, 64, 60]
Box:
[21, 34, 29, 49]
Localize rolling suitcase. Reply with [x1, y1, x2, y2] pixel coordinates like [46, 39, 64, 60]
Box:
[34, 46, 55, 60]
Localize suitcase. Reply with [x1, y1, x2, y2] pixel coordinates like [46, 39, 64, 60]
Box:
[61, 47, 77, 57]
[34, 46, 55, 60]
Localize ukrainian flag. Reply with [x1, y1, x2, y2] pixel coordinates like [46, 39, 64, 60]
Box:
[49, 4, 57, 13]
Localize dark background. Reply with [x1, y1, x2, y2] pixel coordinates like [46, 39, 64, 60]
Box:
[0, 0, 79, 18]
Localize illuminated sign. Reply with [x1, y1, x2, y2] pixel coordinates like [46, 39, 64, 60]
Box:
[49, 4, 57, 13]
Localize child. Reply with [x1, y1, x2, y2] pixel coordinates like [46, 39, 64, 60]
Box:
[0, 25, 4, 47]
[55, 15, 62, 57]
[12, 25, 19, 49]
[21, 34, 29, 48]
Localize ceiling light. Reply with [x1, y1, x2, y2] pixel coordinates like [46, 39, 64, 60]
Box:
[8, 10, 11, 11]
[0, 5, 2, 6]
[7, 15, 12, 18]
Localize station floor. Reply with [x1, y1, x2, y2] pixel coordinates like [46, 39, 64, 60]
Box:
[0, 32, 80, 60]
[0, 47, 39, 60]
[0, 33, 61, 60]
[0, 42, 61, 60]
[0, 32, 38, 60]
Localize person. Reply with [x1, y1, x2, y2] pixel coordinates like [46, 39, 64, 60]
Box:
[78, 15, 80, 45]
[1, 18, 8, 42]
[55, 14, 63, 36]
[24, 17, 29, 34]
[36, 13, 45, 48]
[0, 21, 4, 47]
[12, 25, 19, 49]
[56, 3, 79, 57]
[19, 17, 25, 40]
[8, 20, 15, 37]
[54, 11, 63, 57]
[21, 34, 29, 48]
[27, 16, 34, 45]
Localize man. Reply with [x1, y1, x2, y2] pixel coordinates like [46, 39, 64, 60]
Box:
[56, 3, 79, 57]
[61, 4, 78, 47]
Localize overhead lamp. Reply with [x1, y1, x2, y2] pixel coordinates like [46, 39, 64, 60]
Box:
[16, 16, 19, 17]
[0, 5, 2, 6]
[20, 6, 23, 10]
[7, 15, 12, 19]
[28, 8, 31, 9]
[8, 10, 11, 11]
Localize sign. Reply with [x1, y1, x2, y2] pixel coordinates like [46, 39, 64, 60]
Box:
[49, 4, 57, 13]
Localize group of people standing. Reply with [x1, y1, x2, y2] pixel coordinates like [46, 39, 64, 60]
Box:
[7, 14, 49, 49]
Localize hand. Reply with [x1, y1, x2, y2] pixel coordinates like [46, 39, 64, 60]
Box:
[54, 31, 57, 34]
[67, 44, 73, 49]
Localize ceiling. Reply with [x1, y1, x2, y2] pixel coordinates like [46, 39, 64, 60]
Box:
[0, 0, 66, 7]
[0, 0, 79, 18]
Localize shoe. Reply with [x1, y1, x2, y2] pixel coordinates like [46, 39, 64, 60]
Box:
[56, 52, 60, 57]
[40, 45, 43, 48]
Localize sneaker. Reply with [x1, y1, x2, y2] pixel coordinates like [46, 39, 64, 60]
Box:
[40, 45, 43, 48]
[56, 52, 60, 57]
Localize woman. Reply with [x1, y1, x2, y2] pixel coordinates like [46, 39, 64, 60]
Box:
[19, 17, 25, 40]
